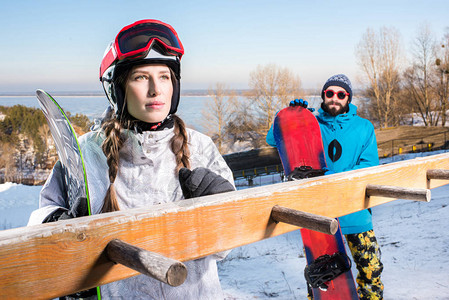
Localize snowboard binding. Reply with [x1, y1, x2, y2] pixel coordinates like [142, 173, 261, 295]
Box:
[287, 166, 326, 180]
[304, 252, 352, 291]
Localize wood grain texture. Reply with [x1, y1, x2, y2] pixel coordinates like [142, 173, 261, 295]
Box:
[1, 153, 449, 299]
[366, 184, 431, 202]
[427, 169, 449, 180]
[271, 205, 338, 235]
[106, 239, 187, 287]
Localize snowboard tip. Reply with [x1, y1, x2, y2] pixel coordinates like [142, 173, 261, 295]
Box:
[35, 89, 47, 97]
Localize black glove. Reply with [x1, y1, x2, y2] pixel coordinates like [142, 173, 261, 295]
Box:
[43, 197, 88, 223]
[179, 167, 235, 199]
[60, 196, 88, 219]
[289, 98, 315, 112]
[287, 166, 326, 180]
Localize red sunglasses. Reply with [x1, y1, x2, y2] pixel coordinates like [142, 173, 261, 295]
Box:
[100, 19, 184, 78]
[324, 89, 349, 100]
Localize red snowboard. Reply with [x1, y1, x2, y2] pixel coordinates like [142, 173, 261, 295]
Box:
[273, 106, 358, 300]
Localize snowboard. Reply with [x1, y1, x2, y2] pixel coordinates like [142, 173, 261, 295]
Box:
[36, 89, 91, 213]
[273, 106, 358, 300]
[36, 89, 101, 299]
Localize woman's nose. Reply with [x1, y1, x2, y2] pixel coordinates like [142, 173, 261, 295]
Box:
[147, 78, 160, 97]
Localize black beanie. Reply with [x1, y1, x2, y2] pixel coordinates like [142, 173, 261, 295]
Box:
[321, 74, 353, 103]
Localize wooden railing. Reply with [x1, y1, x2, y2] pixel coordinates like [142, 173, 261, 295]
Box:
[377, 130, 449, 157]
[0, 153, 449, 299]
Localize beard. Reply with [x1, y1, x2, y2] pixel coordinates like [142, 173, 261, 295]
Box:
[322, 101, 349, 116]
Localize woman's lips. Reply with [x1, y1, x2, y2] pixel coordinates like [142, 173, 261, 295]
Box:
[146, 102, 165, 109]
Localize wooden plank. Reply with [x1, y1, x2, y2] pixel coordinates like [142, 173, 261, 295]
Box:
[1, 152, 449, 299]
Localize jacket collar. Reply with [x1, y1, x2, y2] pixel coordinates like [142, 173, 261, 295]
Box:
[120, 127, 176, 163]
[317, 103, 358, 124]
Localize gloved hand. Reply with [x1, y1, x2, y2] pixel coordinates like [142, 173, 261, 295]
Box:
[289, 98, 315, 112]
[289, 98, 308, 107]
[59, 196, 88, 219]
[43, 197, 88, 222]
[179, 167, 235, 199]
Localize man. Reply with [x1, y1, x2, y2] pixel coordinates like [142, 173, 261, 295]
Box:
[266, 74, 384, 300]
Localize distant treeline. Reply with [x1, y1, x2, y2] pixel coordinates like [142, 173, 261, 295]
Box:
[0, 105, 92, 175]
[0, 105, 47, 154]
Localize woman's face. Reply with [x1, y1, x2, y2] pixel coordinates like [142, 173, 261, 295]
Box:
[125, 64, 173, 123]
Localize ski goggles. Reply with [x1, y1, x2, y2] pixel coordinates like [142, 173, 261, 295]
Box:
[324, 89, 350, 100]
[100, 19, 184, 78]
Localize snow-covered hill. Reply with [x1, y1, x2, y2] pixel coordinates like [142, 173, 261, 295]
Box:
[0, 152, 448, 299]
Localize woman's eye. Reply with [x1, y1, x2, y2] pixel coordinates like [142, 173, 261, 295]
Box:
[134, 75, 147, 81]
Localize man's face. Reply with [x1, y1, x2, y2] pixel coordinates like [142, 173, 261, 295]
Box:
[323, 85, 349, 116]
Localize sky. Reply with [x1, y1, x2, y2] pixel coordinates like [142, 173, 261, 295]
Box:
[0, 0, 448, 93]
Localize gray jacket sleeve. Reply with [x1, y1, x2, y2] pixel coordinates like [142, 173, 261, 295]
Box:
[27, 161, 69, 225]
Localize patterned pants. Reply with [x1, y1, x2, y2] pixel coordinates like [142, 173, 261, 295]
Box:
[345, 230, 384, 300]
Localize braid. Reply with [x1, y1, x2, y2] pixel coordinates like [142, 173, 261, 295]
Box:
[101, 118, 125, 212]
[171, 114, 190, 173]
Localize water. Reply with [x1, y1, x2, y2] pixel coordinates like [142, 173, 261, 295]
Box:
[0, 95, 109, 120]
[0, 95, 216, 133]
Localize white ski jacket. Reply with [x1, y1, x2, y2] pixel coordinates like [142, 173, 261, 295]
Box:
[28, 127, 234, 300]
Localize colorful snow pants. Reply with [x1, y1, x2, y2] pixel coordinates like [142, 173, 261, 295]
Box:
[345, 230, 384, 300]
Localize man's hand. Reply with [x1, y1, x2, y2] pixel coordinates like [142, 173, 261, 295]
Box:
[289, 99, 315, 112]
[289, 98, 308, 107]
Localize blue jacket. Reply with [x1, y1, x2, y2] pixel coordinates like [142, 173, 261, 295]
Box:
[266, 103, 379, 234]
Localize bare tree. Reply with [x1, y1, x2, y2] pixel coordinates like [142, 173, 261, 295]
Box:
[36, 123, 54, 167]
[435, 28, 449, 127]
[403, 24, 439, 126]
[356, 27, 403, 128]
[225, 95, 260, 149]
[0, 143, 17, 182]
[248, 64, 302, 145]
[201, 83, 236, 153]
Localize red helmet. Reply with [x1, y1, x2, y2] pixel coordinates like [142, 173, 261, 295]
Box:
[100, 19, 184, 115]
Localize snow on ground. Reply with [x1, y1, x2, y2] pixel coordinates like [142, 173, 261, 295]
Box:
[0, 152, 448, 299]
[0, 182, 41, 229]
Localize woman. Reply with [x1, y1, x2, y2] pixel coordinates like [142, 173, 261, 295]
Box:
[29, 19, 235, 299]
